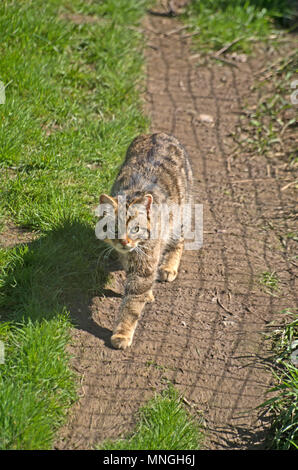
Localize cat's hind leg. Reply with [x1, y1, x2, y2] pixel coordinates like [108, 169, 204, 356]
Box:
[159, 239, 184, 282]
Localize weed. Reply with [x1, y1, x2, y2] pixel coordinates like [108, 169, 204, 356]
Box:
[259, 310, 298, 449]
[259, 271, 280, 294]
[98, 386, 203, 450]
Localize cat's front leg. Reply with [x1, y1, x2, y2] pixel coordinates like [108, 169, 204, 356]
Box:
[111, 267, 156, 350]
[110, 296, 144, 349]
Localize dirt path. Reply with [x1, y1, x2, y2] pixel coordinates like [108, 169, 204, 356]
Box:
[56, 11, 297, 450]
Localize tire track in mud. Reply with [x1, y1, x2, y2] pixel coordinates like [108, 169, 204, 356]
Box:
[56, 11, 297, 450]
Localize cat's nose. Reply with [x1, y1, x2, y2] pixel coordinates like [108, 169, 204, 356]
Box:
[120, 239, 128, 246]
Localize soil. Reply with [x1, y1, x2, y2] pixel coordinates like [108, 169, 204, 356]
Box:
[51, 9, 298, 450]
[0, 221, 39, 248]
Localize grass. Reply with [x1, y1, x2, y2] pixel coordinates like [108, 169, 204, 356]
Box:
[0, 0, 149, 230]
[98, 386, 203, 450]
[260, 311, 298, 449]
[258, 271, 280, 295]
[239, 49, 298, 164]
[0, 0, 149, 450]
[183, 0, 295, 53]
[0, 316, 76, 449]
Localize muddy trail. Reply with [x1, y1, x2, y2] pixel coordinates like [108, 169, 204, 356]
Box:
[56, 10, 297, 449]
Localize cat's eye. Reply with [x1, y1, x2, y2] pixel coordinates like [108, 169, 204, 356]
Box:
[130, 225, 140, 235]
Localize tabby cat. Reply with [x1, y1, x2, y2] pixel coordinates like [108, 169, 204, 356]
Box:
[98, 132, 193, 349]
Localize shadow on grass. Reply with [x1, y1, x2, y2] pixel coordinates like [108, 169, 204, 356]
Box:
[0, 218, 121, 348]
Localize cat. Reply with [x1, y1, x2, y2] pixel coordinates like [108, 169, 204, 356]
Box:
[98, 132, 193, 349]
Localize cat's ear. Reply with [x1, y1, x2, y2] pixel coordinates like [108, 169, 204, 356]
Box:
[99, 194, 117, 208]
[143, 194, 153, 213]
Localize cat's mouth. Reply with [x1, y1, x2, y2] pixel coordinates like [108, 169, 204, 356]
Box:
[114, 241, 136, 253]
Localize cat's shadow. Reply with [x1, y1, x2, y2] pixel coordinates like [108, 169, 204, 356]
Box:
[70, 299, 113, 348]
[0, 220, 123, 349]
[69, 258, 124, 349]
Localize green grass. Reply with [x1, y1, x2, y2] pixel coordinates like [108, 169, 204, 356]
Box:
[0, 316, 76, 449]
[260, 311, 298, 449]
[183, 0, 294, 53]
[258, 271, 280, 295]
[0, 0, 149, 450]
[98, 386, 203, 450]
[0, 0, 149, 230]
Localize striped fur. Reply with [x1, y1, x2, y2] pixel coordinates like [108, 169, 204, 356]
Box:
[99, 132, 193, 349]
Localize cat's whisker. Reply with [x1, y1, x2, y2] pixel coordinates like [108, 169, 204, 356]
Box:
[99, 244, 114, 261]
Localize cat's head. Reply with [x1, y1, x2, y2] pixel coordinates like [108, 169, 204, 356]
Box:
[98, 193, 153, 254]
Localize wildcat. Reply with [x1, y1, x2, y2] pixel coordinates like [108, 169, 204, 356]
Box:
[98, 132, 193, 349]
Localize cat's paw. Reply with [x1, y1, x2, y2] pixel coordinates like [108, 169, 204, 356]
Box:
[159, 266, 178, 282]
[111, 333, 132, 350]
